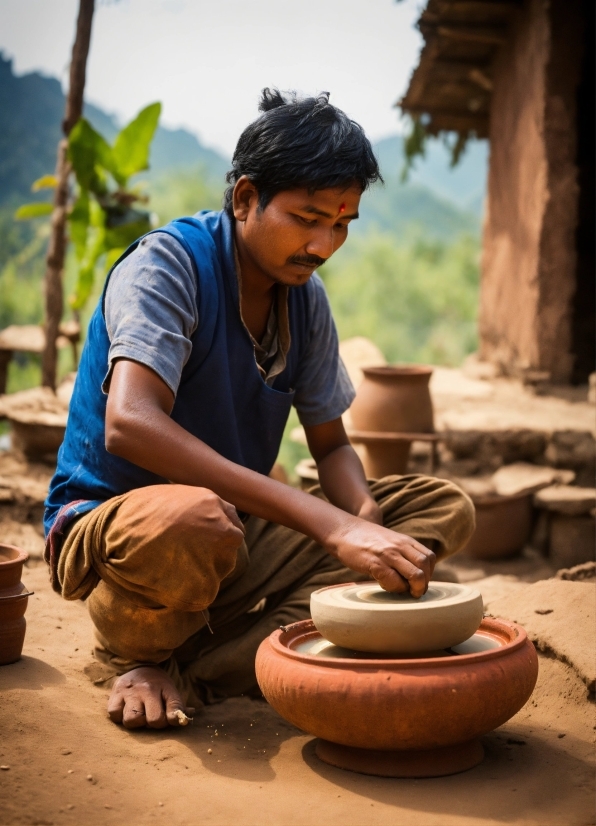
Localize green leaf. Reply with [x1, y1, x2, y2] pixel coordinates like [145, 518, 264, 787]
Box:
[68, 118, 115, 189]
[68, 191, 91, 261]
[70, 223, 107, 311]
[31, 174, 58, 192]
[14, 202, 53, 220]
[112, 103, 161, 184]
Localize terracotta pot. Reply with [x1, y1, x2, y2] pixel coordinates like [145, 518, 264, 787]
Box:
[256, 617, 538, 777]
[0, 544, 31, 665]
[350, 365, 434, 434]
[463, 492, 533, 560]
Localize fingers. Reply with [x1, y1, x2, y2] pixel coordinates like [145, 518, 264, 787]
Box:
[369, 535, 436, 598]
[107, 691, 125, 725]
[224, 502, 246, 534]
[164, 685, 192, 727]
[121, 699, 149, 729]
[370, 553, 428, 597]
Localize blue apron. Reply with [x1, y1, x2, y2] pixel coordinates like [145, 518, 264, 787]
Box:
[44, 210, 310, 535]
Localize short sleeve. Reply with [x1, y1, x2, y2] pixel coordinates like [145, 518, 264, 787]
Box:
[293, 274, 355, 427]
[103, 232, 198, 396]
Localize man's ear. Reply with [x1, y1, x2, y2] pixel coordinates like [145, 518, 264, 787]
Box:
[233, 176, 258, 222]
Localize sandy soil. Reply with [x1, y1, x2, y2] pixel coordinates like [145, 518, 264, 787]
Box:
[0, 561, 594, 826]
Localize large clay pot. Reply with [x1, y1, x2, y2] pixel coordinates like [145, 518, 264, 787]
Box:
[0, 544, 31, 665]
[462, 492, 533, 560]
[350, 365, 434, 434]
[256, 617, 538, 778]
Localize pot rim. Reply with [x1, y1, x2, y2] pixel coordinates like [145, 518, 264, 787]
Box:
[361, 365, 434, 379]
[271, 616, 527, 670]
[0, 544, 29, 568]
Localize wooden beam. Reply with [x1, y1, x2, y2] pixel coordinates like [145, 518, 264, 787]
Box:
[438, 24, 507, 44]
[469, 67, 494, 91]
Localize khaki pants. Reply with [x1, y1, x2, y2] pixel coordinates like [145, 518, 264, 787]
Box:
[54, 475, 474, 708]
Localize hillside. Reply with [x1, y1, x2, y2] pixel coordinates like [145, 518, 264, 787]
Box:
[0, 53, 227, 207]
[0, 53, 483, 240]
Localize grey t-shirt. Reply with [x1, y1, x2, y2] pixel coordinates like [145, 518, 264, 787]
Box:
[104, 231, 355, 427]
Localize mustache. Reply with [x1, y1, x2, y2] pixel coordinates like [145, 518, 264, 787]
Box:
[287, 254, 327, 268]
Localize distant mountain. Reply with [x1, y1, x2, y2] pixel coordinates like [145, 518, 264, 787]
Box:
[354, 179, 479, 240]
[0, 53, 228, 206]
[373, 135, 488, 215]
[0, 53, 484, 240]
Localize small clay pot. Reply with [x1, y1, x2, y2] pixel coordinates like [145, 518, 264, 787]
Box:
[0, 544, 30, 665]
[256, 617, 538, 777]
[350, 365, 434, 434]
[463, 492, 533, 559]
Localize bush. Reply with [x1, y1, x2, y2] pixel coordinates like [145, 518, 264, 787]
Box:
[322, 230, 480, 366]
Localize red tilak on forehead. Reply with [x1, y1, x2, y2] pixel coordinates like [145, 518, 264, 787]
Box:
[338, 203, 346, 213]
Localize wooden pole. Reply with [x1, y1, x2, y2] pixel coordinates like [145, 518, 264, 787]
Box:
[41, 0, 95, 390]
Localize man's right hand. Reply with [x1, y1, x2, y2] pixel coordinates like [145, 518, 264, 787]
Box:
[325, 519, 436, 598]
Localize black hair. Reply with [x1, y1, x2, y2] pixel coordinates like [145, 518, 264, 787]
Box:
[224, 89, 382, 215]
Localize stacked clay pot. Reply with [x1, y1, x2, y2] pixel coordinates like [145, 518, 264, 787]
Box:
[0, 544, 31, 665]
[349, 365, 434, 477]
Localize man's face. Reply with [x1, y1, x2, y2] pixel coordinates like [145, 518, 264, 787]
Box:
[233, 178, 362, 287]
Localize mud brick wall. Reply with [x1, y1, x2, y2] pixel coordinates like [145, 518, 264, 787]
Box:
[479, 0, 584, 382]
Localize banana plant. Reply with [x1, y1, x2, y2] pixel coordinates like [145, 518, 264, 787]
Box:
[16, 102, 161, 311]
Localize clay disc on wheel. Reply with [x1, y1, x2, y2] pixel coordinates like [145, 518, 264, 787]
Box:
[310, 582, 483, 654]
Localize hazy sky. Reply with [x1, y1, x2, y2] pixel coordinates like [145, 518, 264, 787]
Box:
[1, 0, 424, 156]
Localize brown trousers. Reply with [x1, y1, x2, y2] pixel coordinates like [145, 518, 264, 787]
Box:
[55, 475, 474, 708]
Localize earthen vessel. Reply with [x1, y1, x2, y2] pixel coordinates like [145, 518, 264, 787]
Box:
[0, 544, 31, 665]
[310, 582, 483, 654]
[256, 617, 538, 777]
[463, 492, 533, 559]
[348, 365, 434, 476]
[350, 365, 434, 434]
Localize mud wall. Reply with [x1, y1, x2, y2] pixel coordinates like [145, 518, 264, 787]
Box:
[479, 0, 583, 383]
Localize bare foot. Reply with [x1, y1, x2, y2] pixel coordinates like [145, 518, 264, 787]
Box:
[107, 666, 194, 729]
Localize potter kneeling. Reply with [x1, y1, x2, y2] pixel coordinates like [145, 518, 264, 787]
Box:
[43, 90, 475, 727]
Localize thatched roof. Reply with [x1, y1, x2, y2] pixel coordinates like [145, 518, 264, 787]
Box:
[399, 0, 521, 137]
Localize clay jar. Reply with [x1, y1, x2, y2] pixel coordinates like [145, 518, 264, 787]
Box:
[0, 544, 30, 665]
[349, 365, 434, 477]
[351, 365, 434, 433]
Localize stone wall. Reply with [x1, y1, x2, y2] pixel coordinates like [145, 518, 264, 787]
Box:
[479, 0, 583, 383]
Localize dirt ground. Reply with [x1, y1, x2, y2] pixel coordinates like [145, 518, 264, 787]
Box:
[0, 559, 594, 826]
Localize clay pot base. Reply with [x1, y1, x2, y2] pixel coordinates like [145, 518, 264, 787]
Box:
[315, 737, 485, 778]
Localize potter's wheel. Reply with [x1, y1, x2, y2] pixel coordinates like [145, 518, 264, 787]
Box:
[310, 581, 484, 654]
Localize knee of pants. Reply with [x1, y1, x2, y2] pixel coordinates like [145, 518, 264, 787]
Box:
[98, 484, 245, 612]
[88, 580, 207, 664]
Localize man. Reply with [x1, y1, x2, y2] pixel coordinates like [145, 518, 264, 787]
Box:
[45, 89, 474, 729]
